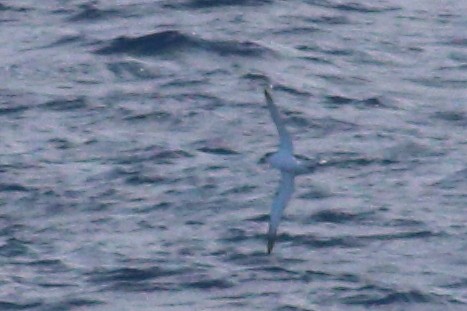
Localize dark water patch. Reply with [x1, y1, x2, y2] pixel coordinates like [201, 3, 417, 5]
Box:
[150, 148, 193, 163]
[220, 185, 256, 195]
[296, 45, 350, 61]
[0, 238, 31, 257]
[180, 0, 272, 8]
[87, 266, 179, 291]
[358, 97, 392, 108]
[169, 92, 223, 111]
[48, 138, 73, 150]
[316, 152, 397, 170]
[318, 73, 370, 86]
[309, 209, 375, 224]
[289, 234, 364, 249]
[448, 51, 467, 63]
[325, 95, 391, 109]
[37, 33, 84, 50]
[355, 97, 386, 108]
[36, 282, 75, 288]
[334, 272, 362, 284]
[89, 267, 174, 283]
[406, 76, 467, 89]
[68, 3, 119, 22]
[386, 218, 426, 227]
[274, 84, 311, 96]
[184, 276, 235, 289]
[29, 259, 69, 272]
[254, 265, 299, 276]
[438, 64, 467, 72]
[341, 286, 458, 306]
[0, 91, 42, 116]
[276, 305, 310, 311]
[95, 30, 194, 55]
[197, 147, 239, 155]
[0, 301, 42, 310]
[40, 97, 87, 111]
[201, 39, 272, 57]
[224, 250, 271, 264]
[310, 14, 350, 25]
[161, 77, 207, 89]
[106, 281, 173, 292]
[321, 48, 353, 57]
[95, 30, 273, 57]
[308, 116, 358, 136]
[0, 183, 29, 192]
[432, 110, 467, 126]
[116, 147, 193, 165]
[0, 3, 29, 12]
[274, 113, 358, 136]
[133, 201, 172, 214]
[194, 138, 239, 156]
[206, 165, 227, 171]
[441, 278, 467, 289]
[223, 228, 255, 243]
[273, 26, 319, 36]
[49, 298, 104, 310]
[358, 230, 438, 243]
[123, 110, 172, 121]
[334, 2, 400, 13]
[432, 168, 467, 189]
[328, 157, 396, 169]
[325, 95, 354, 105]
[185, 219, 204, 226]
[0, 104, 29, 115]
[242, 72, 270, 84]
[246, 214, 268, 223]
[125, 173, 166, 186]
[383, 141, 436, 163]
[106, 166, 167, 185]
[249, 265, 312, 282]
[0, 223, 27, 236]
[299, 269, 334, 283]
[297, 186, 331, 200]
[51, 34, 82, 47]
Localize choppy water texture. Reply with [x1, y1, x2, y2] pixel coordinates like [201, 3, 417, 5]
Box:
[1, 0, 466, 310]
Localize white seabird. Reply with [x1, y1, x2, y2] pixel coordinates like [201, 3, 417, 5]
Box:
[263, 86, 310, 254]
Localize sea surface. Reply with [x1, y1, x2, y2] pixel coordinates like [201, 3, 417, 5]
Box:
[0, 1, 466, 310]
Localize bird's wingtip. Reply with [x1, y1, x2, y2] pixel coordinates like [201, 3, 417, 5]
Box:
[267, 239, 275, 254]
[267, 228, 277, 254]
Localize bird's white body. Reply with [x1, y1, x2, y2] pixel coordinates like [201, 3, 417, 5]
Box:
[262, 86, 309, 253]
[267, 151, 305, 174]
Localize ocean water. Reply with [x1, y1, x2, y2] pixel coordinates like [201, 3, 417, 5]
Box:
[0, 0, 466, 310]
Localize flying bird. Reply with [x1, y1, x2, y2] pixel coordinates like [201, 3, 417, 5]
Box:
[262, 86, 310, 254]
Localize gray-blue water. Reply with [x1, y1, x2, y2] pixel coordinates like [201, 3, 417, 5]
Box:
[1, 1, 466, 310]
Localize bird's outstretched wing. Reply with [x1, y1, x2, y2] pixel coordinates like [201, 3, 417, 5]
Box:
[267, 171, 295, 254]
[264, 86, 294, 154]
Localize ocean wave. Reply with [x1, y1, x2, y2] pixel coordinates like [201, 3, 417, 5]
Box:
[165, 0, 272, 9]
[95, 30, 274, 57]
[68, 3, 119, 22]
[341, 286, 461, 306]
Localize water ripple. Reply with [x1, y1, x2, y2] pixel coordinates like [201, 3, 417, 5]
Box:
[95, 30, 274, 57]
